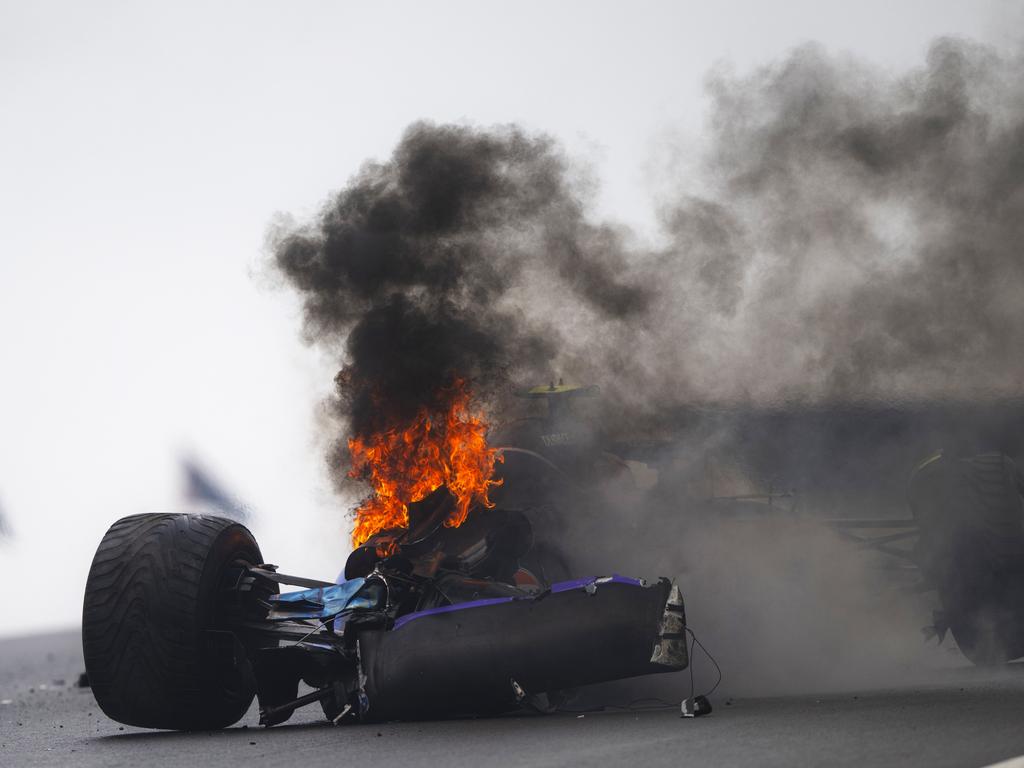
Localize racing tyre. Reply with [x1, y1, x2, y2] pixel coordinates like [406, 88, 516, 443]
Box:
[938, 532, 1024, 666]
[946, 607, 1012, 667]
[82, 513, 269, 729]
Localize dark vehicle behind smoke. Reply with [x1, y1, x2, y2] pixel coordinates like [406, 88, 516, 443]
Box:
[909, 450, 1024, 664]
[658, 401, 1024, 666]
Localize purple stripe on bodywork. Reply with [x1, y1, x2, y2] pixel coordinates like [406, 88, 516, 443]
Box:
[390, 574, 645, 631]
[392, 597, 515, 630]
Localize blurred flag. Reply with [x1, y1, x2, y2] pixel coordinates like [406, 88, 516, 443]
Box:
[0, 498, 11, 540]
[180, 456, 251, 522]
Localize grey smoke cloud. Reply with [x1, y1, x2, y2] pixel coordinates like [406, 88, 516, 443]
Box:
[642, 37, 1024, 408]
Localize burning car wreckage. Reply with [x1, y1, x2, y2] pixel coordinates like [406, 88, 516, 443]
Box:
[79, 372, 1024, 732]
[81, 383, 692, 731]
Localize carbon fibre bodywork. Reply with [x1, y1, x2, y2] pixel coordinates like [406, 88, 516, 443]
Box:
[356, 576, 682, 721]
[253, 573, 687, 725]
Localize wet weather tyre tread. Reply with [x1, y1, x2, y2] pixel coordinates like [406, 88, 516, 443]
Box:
[82, 513, 263, 730]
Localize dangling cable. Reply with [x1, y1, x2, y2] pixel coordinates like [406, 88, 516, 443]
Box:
[688, 627, 722, 698]
[682, 626, 722, 717]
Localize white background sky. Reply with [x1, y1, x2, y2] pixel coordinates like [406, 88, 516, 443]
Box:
[1, 0, 1020, 637]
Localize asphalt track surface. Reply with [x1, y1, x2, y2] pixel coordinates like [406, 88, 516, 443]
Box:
[3, 629, 1024, 768]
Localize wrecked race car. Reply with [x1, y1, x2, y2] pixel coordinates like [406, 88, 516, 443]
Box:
[81, 486, 688, 731]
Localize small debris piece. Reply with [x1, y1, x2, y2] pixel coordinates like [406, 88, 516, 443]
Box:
[76, 672, 90, 689]
[249, 742, 256, 746]
[511, 679, 526, 702]
[681, 695, 713, 718]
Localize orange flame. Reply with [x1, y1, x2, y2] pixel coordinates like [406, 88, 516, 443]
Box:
[347, 379, 503, 547]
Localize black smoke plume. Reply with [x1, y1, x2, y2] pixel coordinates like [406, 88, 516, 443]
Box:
[272, 123, 648, 486]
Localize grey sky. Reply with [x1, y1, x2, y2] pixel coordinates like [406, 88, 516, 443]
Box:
[0, 0, 1017, 636]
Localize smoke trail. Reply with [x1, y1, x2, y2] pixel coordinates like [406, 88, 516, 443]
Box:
[548, 37, 1024, 697]
[573, 37, 1024, 694]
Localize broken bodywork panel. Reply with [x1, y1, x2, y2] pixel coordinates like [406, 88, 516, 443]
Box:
[252, 573, 687, 725]
[358, 576, 683, 721]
